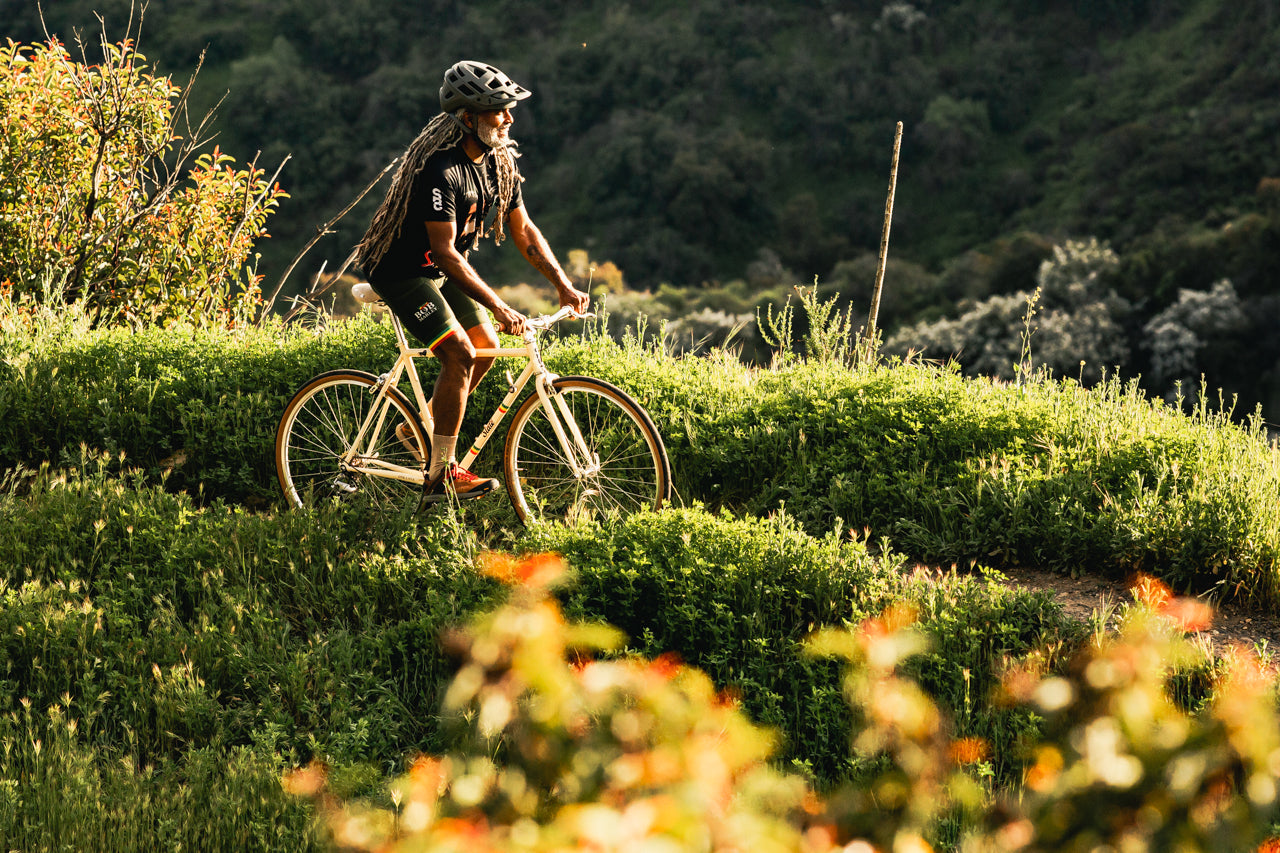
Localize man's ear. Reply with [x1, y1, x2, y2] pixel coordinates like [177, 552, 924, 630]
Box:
[460, 111, 474, 131]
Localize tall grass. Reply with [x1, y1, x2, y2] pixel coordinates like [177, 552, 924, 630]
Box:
[6, 297, 1280, 603]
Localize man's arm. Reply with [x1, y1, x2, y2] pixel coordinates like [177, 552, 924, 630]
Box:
[425, 220, 527, 334]
[508, 204, 590, 314]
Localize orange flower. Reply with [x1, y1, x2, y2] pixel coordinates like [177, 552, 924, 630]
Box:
[408, 755, 449, 797]
[479, 552, 567, 588]
[1025, 746, 1063, 793]
[860, 601, 919, 641]
[949, 736, 990, 765]
[1159, 596, 1214, 633]
[1129, 573, 1171, 608]
[648, 652, 683, 682]
[998, 665, 1042, 705]
[281, 761, 327, 797]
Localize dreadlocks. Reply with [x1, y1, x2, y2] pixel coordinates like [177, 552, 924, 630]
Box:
[356, 111, 524, 272]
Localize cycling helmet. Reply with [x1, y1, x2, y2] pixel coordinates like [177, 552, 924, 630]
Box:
[439, 61, 531, 113]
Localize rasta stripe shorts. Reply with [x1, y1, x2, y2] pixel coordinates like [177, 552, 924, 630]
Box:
[370, 275, 491, 350]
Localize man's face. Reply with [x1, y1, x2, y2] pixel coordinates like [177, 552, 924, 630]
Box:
[474, 108, 514, 148]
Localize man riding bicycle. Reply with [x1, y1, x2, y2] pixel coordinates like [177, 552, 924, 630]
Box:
[356, 60, 589, 504]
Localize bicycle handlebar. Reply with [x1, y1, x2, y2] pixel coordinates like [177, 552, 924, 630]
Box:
[524, 305, 594, 333]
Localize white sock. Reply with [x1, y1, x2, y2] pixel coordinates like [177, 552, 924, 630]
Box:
[429, 434, 457, 479]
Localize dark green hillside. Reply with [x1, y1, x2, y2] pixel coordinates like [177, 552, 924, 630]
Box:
[6, 0, 1278, 294]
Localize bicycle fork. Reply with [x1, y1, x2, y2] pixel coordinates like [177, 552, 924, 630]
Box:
[536, 376, 601, 480]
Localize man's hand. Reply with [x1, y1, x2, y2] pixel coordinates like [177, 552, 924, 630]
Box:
[492, 302, 528, 336]
[558, 284, 590, 316]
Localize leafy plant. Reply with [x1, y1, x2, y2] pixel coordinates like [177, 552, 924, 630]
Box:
[290, 556, 1280, 853]
[0, 30, 285, 325]
[973, 575, 1280, 853]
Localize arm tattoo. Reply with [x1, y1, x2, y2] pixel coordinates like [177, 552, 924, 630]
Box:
[525, 242, 560, 281]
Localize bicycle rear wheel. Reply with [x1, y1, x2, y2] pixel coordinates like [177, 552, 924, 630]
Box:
[275, 370, 427, 509]
[503, 376, 671, 525]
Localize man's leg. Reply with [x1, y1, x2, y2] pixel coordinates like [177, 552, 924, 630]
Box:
[428, 333, 476, 479]
[419, 285, 503, 502]
[465, 323, 500, 393]
[426, 324, 497, 478]
[422, 331, 499, 501]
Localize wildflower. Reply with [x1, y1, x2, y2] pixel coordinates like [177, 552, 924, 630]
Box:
[1129, 573, 1172, 609]
[479, 552, 567, 588]
[1158, 595, 1214, 633]
[949, 737, 990, 765]
[281, 761, 327, 797]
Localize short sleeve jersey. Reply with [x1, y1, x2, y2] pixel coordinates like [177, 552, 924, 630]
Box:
[364, 145, 522, 284]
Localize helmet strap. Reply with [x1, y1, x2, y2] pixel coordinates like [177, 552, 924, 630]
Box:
[447, 110, 473, 135]
[461, 110, 504, 152]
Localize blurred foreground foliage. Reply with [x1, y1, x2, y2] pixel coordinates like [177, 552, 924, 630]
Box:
[296, 554, 1280, 853]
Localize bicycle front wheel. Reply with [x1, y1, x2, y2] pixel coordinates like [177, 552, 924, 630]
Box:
[503, 376, 671, 525]
[275, 370, 427, 509]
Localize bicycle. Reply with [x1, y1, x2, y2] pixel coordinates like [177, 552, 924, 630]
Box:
[274, 282, 672, 524]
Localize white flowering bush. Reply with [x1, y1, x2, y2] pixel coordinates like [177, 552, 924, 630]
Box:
[1142, 279, 1248, 400]
[886, 238, 1130, 383]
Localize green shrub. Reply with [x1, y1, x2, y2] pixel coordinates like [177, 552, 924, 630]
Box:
[0, 314, 398, 501]
[520, 509, 1078, 785]
[5, 306, 1280, 604]
[0, 456, 500, 767]
[0, 37, 284, 324]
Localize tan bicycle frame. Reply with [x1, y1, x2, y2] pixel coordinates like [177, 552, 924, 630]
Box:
[340, 286, 598, 488]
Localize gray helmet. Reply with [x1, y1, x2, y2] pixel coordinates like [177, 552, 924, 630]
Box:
[439, 61, 531, 114]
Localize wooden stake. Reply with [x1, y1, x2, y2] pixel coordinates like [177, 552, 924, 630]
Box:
[864, 121, 903, 361]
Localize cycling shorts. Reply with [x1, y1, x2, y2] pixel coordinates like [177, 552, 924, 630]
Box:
[370, 275, 490, 350]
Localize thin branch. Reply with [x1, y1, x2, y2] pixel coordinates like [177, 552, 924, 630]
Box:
[259, 154, 401, 321]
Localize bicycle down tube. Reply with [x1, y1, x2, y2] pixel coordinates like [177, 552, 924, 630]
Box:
[351, 324, 598, 486]
[339, 357, 420, 486]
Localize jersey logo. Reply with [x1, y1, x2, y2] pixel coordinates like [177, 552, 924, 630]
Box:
[432, 187, 444, 212]
[461, 201, 478, 239]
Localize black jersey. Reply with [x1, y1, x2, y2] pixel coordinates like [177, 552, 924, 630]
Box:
[364, 145, 522, 285]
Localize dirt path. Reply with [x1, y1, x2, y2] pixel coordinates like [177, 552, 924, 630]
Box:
[993, 565, 1280, 658]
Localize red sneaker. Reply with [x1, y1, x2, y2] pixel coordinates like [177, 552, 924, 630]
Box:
[421, 462, 498, 504]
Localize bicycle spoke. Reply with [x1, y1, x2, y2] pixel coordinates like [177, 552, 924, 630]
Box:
[276, 372, 425, 510]
[505, 378, 669, 524]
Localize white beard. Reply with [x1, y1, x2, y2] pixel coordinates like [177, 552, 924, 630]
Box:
[478, 122, 513, 150]
[476, 120, 519, 155]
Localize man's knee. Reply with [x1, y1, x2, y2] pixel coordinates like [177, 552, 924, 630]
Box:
[435, 333, 477, 374]
[468, 324, 499, 351]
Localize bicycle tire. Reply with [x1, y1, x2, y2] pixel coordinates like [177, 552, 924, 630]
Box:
[503, 375, 671, 525]
[275, 370, 428, 509]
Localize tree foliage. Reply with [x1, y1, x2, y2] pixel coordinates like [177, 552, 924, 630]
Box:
[0, 32, 285, 324]
[4, 0, 1277, 298]
[884, 239, 1131, 383]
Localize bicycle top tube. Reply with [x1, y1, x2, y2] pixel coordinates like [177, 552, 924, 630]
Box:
[351, 282, 592, 358]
